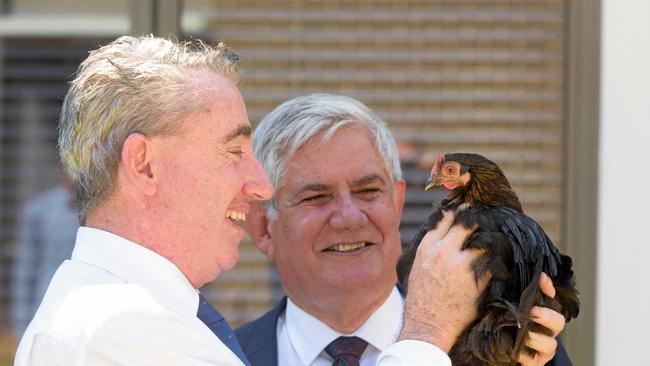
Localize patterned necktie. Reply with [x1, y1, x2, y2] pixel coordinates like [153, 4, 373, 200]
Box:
[197, 294, 249, 365]
[324, 336, 368, 366]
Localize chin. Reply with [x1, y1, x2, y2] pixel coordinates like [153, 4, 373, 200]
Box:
[218, 252, 240, 272]
[329, 266, 385, 286]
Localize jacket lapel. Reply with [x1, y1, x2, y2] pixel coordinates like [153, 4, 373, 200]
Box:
[235, 297, 287, 366]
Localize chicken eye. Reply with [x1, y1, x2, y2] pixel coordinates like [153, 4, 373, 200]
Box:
[445, 165, 455, 174]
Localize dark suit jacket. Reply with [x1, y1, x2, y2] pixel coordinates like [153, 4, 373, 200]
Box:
[235, 297, 286, 366]
[235, 296, 572, 366]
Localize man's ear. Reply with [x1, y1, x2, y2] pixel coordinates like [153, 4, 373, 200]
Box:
[393, 179, 407, 218]
[120, 133, 157, 196]
[244, 201, 275, 261]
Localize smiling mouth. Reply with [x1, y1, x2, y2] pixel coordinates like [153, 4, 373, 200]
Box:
[226, 210, 246, 222]
[323, 242, 370, 253]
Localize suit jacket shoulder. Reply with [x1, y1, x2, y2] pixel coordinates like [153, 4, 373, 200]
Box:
[235, 297, 287, 366]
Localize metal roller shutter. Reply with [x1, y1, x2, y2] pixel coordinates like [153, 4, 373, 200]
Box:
[0, 37, 110, 331]
[191, 0, 567, 326]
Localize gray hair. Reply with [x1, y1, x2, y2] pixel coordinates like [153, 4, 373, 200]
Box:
[253, 93, 402, 218]
[58, 35, 241, 222]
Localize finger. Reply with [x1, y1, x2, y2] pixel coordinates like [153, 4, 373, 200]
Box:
[531, 306, 565, 336]
[455, 202, 470, 212]
[524, 331, 557, 361]
[436, 223, 476, 252]
[517, 351, 539, 366]
[424, 209, 456, 244]
[456, 247, 492, 291]
[517, 350, 544, 366]
[539, 272, 556, 298]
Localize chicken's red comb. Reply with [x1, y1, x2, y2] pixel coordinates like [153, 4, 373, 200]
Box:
[431, 154, 445, 175]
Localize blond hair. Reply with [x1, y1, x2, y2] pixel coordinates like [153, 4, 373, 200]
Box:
[58, 35, 240, 222]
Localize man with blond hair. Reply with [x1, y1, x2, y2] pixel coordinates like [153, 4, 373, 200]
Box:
[14, 35, 273, 365]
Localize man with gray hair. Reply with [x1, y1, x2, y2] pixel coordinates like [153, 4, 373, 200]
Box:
[236, 93, 570, 366]
[15, 35, 273, 365]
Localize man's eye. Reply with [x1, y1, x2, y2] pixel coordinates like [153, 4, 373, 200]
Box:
[356, 188, 381, 198]
[229, 149, 244, 158]
[301, 194, 326, 203]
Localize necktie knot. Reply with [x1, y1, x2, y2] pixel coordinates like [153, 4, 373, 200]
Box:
[324, 336, 368, 365]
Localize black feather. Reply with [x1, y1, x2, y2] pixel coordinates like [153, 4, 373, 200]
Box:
[396, 153, 579, 366]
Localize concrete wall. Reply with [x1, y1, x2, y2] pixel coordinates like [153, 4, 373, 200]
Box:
[597, 0, 650, 364]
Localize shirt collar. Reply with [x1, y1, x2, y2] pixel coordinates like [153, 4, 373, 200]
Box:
[71, 227, 200, 318]
[285, 287, 404, 365]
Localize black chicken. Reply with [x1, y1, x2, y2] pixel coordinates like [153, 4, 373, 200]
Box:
[397, 153, 579, 366]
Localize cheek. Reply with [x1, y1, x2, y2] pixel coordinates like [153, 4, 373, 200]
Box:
[274, 211, 324, 254]
[284, 223, 315, 251]
[209, 169, 245, 200]
[370, 206, 402, 246]
[369, 200, 401, 229]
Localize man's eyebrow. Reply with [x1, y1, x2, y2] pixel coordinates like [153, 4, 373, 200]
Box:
[291, 174, 386, 198]
[295, 183, 330, 196]
[352, 174, 387, 186]
[224, 125, 252, 142]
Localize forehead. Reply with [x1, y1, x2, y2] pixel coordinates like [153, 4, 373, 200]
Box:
[280, 127, 389, 189]
[186, 71, 250, 136]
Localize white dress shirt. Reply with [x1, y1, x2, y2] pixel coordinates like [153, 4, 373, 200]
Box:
[278, 287, 451, 366]
[14, 227, 244, 366]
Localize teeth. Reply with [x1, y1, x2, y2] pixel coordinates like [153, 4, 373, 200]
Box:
[328, 242, 367, 253]
[226, 210, 246, 222]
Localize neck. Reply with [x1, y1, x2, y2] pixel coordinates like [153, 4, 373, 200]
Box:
[86, 195, 205, 288]
[470, 174, 522, 211]
[287, 281, 394, 334]
[86, 194, 152, 247]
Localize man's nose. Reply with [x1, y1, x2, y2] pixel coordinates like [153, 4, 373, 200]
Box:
[243, 157, 273, 201]
[329, 195, 368, 230]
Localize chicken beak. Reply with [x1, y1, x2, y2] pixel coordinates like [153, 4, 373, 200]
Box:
[424, 175, 441, 191]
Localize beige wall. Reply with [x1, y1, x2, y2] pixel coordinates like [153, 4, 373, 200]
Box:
[597, 0, 650, 364]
